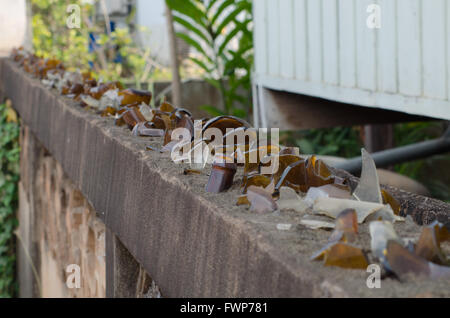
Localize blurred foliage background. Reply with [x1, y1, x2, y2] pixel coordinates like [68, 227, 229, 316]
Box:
[31, 0, 171, 86]
[167, 0, 253, 120]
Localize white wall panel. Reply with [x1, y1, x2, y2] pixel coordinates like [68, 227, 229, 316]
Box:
[254, 0, 450, 120]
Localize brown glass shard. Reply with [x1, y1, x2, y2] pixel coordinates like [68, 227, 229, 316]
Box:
[246, 186, 278, 214]
[381, 189, 401, 216]
[150, 111, 172, 130]
[311, 241, 368, 270]
[101, 106, 117, 117]
[159, 101, 176, 113]
[324, 243, 369, 269]
[205, 157, 237, 193]
[273, 156, 306, 192]
[242, 174, 272, 194]
[36, 59, 64, 79]
[385, 240, 432, 279]
[122, 107, 146, 129]
[119, 88, 152, 106]
[202, 116, 251, 136]
[236, 195, 250, 206]
[183, 169, 202, 175]
[415, 221, 450, 265]
[241, 147, 265, 183]
[329, 209, 358, 243]
[305, 156, 334, 190]
[89, 82, 122, 100]
[69, 83, 84, 97]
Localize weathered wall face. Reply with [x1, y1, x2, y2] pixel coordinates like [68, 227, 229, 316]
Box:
[18, 126, 162, 298]
[19, 126, 106, 298]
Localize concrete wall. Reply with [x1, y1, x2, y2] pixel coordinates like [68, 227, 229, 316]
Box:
[18, 126, 105, 297]
[3, 58, 450, 298]
[18, 126, 162, 298]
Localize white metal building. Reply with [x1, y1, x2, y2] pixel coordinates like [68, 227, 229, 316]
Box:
[253, 0, 450, 128]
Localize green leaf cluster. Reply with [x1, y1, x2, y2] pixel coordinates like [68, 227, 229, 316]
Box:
[31, 0, 170, 84]
[0, 103, 20, 298]
[166, 0, 253, 119]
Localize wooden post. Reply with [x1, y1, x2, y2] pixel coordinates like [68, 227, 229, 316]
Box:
[364, 124, 394, 153]
[165, 3, 182, 106]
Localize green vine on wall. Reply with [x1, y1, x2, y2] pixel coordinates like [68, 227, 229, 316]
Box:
[0, 101, 20, 298]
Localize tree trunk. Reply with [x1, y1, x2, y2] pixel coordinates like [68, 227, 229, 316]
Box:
[165, 4, 182, 106]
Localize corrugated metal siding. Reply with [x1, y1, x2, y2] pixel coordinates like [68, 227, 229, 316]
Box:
[253, 0, 450, 120]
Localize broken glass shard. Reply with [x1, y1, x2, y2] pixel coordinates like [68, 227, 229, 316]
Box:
[353, 149, 382, 204]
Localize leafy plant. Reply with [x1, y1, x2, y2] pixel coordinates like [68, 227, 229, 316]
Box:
[284, 126, 363, 159]
[0, 101, 20, 298]
[31, 0, 170, 84]
[166, 0, 253, 119]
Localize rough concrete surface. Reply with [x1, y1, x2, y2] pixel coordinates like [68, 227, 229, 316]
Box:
[19, 126, 105, 297]
[1, 58, 449, 297]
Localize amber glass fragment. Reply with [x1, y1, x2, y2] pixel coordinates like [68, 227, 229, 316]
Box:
[183, 169, 202, 175]
[242, 149, 261, 181]
[241, 145, 282, 183]
[274, 157, 306, 192]
[69, 83, 84, 97]
[312, 241, 368, 269]
[205, 158, 237, 193]
[242, 175, 272, 194]
[119, 89, 152, 106]
[323, 242, 369, 269]
[236, 195, 250, 206]
[305, 156, 334, 190]
[89, 82, 122, 100]
[150, 111, 172, 130]
[101, 106, 117, 117]
[382, 190, 401, 215]
[114, 113, 126, 127]
[329, 209, 358, 243]
[159, 101, 176, 113]
[202, 116, 251, 136]
[173, 111, 194, 137]
[170, 108, 192, 120]
[83, 79, 98, 94]
[36, 59, 63, 78]
[415, 221, 450, 265]
[386, 240, 431, 278]
[122, 108, 146, 129]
